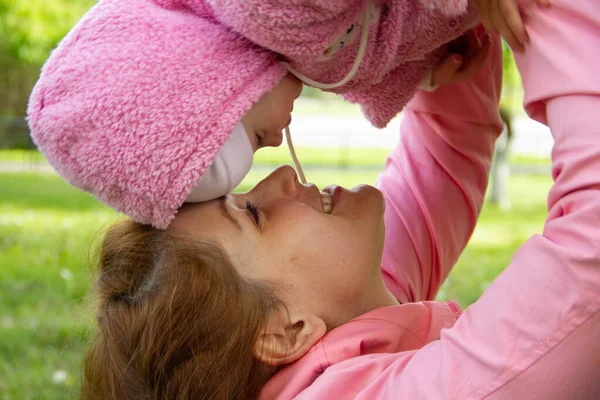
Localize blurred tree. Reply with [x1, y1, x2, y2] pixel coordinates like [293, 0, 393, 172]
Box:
[490, 41, 523, 210]
[0, 0, 95, 116]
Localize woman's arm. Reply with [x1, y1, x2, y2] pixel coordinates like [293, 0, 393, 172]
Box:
[377, 36, 503, 303]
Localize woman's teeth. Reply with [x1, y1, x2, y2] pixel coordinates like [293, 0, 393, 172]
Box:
[320, 191, 333, 214]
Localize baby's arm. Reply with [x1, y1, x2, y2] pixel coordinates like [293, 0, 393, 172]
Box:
[205, 0, 471, 61]
[376, 35, 503, 303]
[204, 0, 365, 58]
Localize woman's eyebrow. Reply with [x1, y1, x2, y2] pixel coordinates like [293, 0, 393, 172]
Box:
[219, 198, 242, 232]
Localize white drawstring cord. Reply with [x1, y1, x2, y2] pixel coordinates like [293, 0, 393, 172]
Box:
[284, 126, 307, 184]
[285, 125, 334, 213]
[281, 4, 371, 90]
[282, 2, 379, 183]
[283, 13, 369, 183]
[286, 126, 333, 213]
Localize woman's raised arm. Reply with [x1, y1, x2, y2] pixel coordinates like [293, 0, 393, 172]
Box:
[377, 37, 504, 303]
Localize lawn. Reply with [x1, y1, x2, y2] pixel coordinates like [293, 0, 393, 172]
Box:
[0, 147, 393, 168]
[0, 169, 552, 400]
[0, 147, 552, 169]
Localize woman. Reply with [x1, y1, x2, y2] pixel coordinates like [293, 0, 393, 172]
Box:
[82, 5, 600, 398]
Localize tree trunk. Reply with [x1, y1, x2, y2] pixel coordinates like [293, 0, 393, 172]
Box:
[490, 108, 513, 210]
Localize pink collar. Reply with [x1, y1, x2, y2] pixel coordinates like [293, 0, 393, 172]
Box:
[260, 301, 462, 400]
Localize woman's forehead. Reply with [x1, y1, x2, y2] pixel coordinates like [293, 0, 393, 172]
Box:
[170, 198, 253, 254]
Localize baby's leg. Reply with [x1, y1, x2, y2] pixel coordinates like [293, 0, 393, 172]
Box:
[513, 0, 600, 124]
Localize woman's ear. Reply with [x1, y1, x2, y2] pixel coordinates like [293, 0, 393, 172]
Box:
[253, 310, 326, 366]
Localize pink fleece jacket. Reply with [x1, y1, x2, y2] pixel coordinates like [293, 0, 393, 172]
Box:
[205, 0, 479, 128]
[261, 10, 600, 396]
[27, 0, 286, 229]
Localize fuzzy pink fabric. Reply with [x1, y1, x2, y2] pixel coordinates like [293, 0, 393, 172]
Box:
[206, 0, 478, 127]
[420, 0, 469, 16]
[27, 0, 286, 229]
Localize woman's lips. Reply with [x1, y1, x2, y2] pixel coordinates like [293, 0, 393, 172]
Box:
[331, 186, 342, 208]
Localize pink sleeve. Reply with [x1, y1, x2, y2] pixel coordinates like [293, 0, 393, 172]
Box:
[376, 37, 503, 303]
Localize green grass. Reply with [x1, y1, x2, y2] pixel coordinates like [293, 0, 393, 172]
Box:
[0, 173, 118, 400]
[511, 154, 551, 166]
[0, 150, 47, 163]
[0, 169, 552, 399]
[437, 175, 551, 305]
[0, 148, 393, 169]
[0, 149, 554, 169]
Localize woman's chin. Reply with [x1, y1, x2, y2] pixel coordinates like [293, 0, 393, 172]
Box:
[352, 184, 386, 213]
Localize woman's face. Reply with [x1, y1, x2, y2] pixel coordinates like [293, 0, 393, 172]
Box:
[171, 166, 397, 326]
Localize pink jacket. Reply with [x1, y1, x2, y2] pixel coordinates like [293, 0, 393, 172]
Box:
[261, 24, 600, 399]
[205, 0, 479, 128]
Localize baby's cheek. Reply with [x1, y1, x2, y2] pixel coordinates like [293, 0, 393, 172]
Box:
[244, 130, 259, 152]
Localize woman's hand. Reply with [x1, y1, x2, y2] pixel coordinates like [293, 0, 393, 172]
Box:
[430, 28, 492, 87]
[471, 0, 550, 51]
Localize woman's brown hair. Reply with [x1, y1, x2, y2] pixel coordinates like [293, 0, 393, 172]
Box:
[81, 219, 282, 399]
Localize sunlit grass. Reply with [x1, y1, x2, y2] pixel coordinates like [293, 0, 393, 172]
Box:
[0, 148, 552, 169]
[0, 170, 551, 399]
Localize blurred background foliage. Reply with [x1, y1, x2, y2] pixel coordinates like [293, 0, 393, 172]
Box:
[0, 0, 96, 116]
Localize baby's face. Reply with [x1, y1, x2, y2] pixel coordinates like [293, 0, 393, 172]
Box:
[242, 74, 303, 152]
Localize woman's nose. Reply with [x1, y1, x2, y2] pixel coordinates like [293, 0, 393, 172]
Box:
[260, 165, 298, 198]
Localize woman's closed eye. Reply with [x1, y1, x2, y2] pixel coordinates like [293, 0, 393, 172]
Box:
[245, 201, 261, 226]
